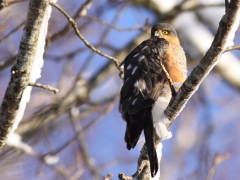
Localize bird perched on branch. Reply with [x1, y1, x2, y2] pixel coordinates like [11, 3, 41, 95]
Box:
[119, 23, 187, 177]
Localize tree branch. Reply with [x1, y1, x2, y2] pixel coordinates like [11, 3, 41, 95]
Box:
[28, 82, 59, 94]
[0, 21, 25, 44]
[49, 2, 121, 68]
[222, 45, 240, 53]
[0, 56, 16, 72]
[0, 0, 48, 148]
[0, 0, 28, 10]
[69, 107, 102, 180]
[48, 0, 93, 43]
[206, 152, 230, 180]
[83, 15, 141, 32]
[6, 133, 70, 179]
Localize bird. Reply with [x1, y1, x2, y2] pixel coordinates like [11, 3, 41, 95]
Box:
[118, 23, 187, 177]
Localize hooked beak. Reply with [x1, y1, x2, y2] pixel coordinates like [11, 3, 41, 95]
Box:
[154, 31, 160, 37]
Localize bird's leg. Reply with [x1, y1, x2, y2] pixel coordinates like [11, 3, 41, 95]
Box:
[157, 55, 177, 97]
[168, 79, 177, 97]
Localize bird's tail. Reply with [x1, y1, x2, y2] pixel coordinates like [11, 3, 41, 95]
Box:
[144, 117, 158, 177]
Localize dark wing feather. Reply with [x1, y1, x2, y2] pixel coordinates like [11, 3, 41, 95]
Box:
[119, 37, 169, 177]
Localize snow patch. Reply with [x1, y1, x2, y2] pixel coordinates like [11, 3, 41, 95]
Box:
[10, 1, 57, 137]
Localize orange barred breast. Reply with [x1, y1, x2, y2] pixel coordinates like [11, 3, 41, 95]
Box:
[164, 41, 187, 85]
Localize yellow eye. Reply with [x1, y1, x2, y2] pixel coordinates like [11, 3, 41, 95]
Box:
[162, 30, 168, 35]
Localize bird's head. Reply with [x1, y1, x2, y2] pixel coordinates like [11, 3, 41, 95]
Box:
[151, 23, 180, 45]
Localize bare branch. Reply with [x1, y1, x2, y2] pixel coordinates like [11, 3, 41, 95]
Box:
[48, 138, 76, 156]
[137, 0, 224, 22]
[83, 15, 141, 32]
[0, 0, 28, 10]
[83, 95, 118, 131]
[69, 107, 102, 180]
[49, 0, 93, 43]
[0, 0, 48, 148]
[97, 157, 136, 172]
[222, 45, 240, 53]
[0, 56, 16, 72]
[103, 173, 113, 180]
[45, 47, 88, 61]
[28, 82, 59, 94]
[206, 152, 230, 180]
[49, 2, 121, 68]
[0, 21, 25, 44]
[9, 143, 70, 179]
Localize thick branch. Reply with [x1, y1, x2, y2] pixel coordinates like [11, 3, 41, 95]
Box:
[0, 0, 48, 148]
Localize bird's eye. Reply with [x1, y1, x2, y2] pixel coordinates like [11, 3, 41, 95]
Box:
[162, 30, 168, 35]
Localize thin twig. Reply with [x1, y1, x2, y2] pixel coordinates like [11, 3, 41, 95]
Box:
[49, 0, 93, 43]
[6, 134, 70, 179]
[50, 2, 120, 68]
[0, 56, 16, 72]
[28, 82, 59, 94]
[0, 0, 28, 10]
[0, 21, 25, 43]
[69, 107, 101, 180]
[156, 2, 224, 22]
[103, 173, 113, 180]
[70, 152, 84, 180]
[76, 3, 126, 80]
[97, 158, 136, 171]
[83, 95, 118, 131]
[46, 95, 118, 157]
[222, 45, 240, 53]
[185, 3, 225, 12]
[49, 138, 76, 156]
[206, 152, 230, 180]
[0, 24, 8, 32]
[45, 47, 88, 61]
[83, 15, 141, 32]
